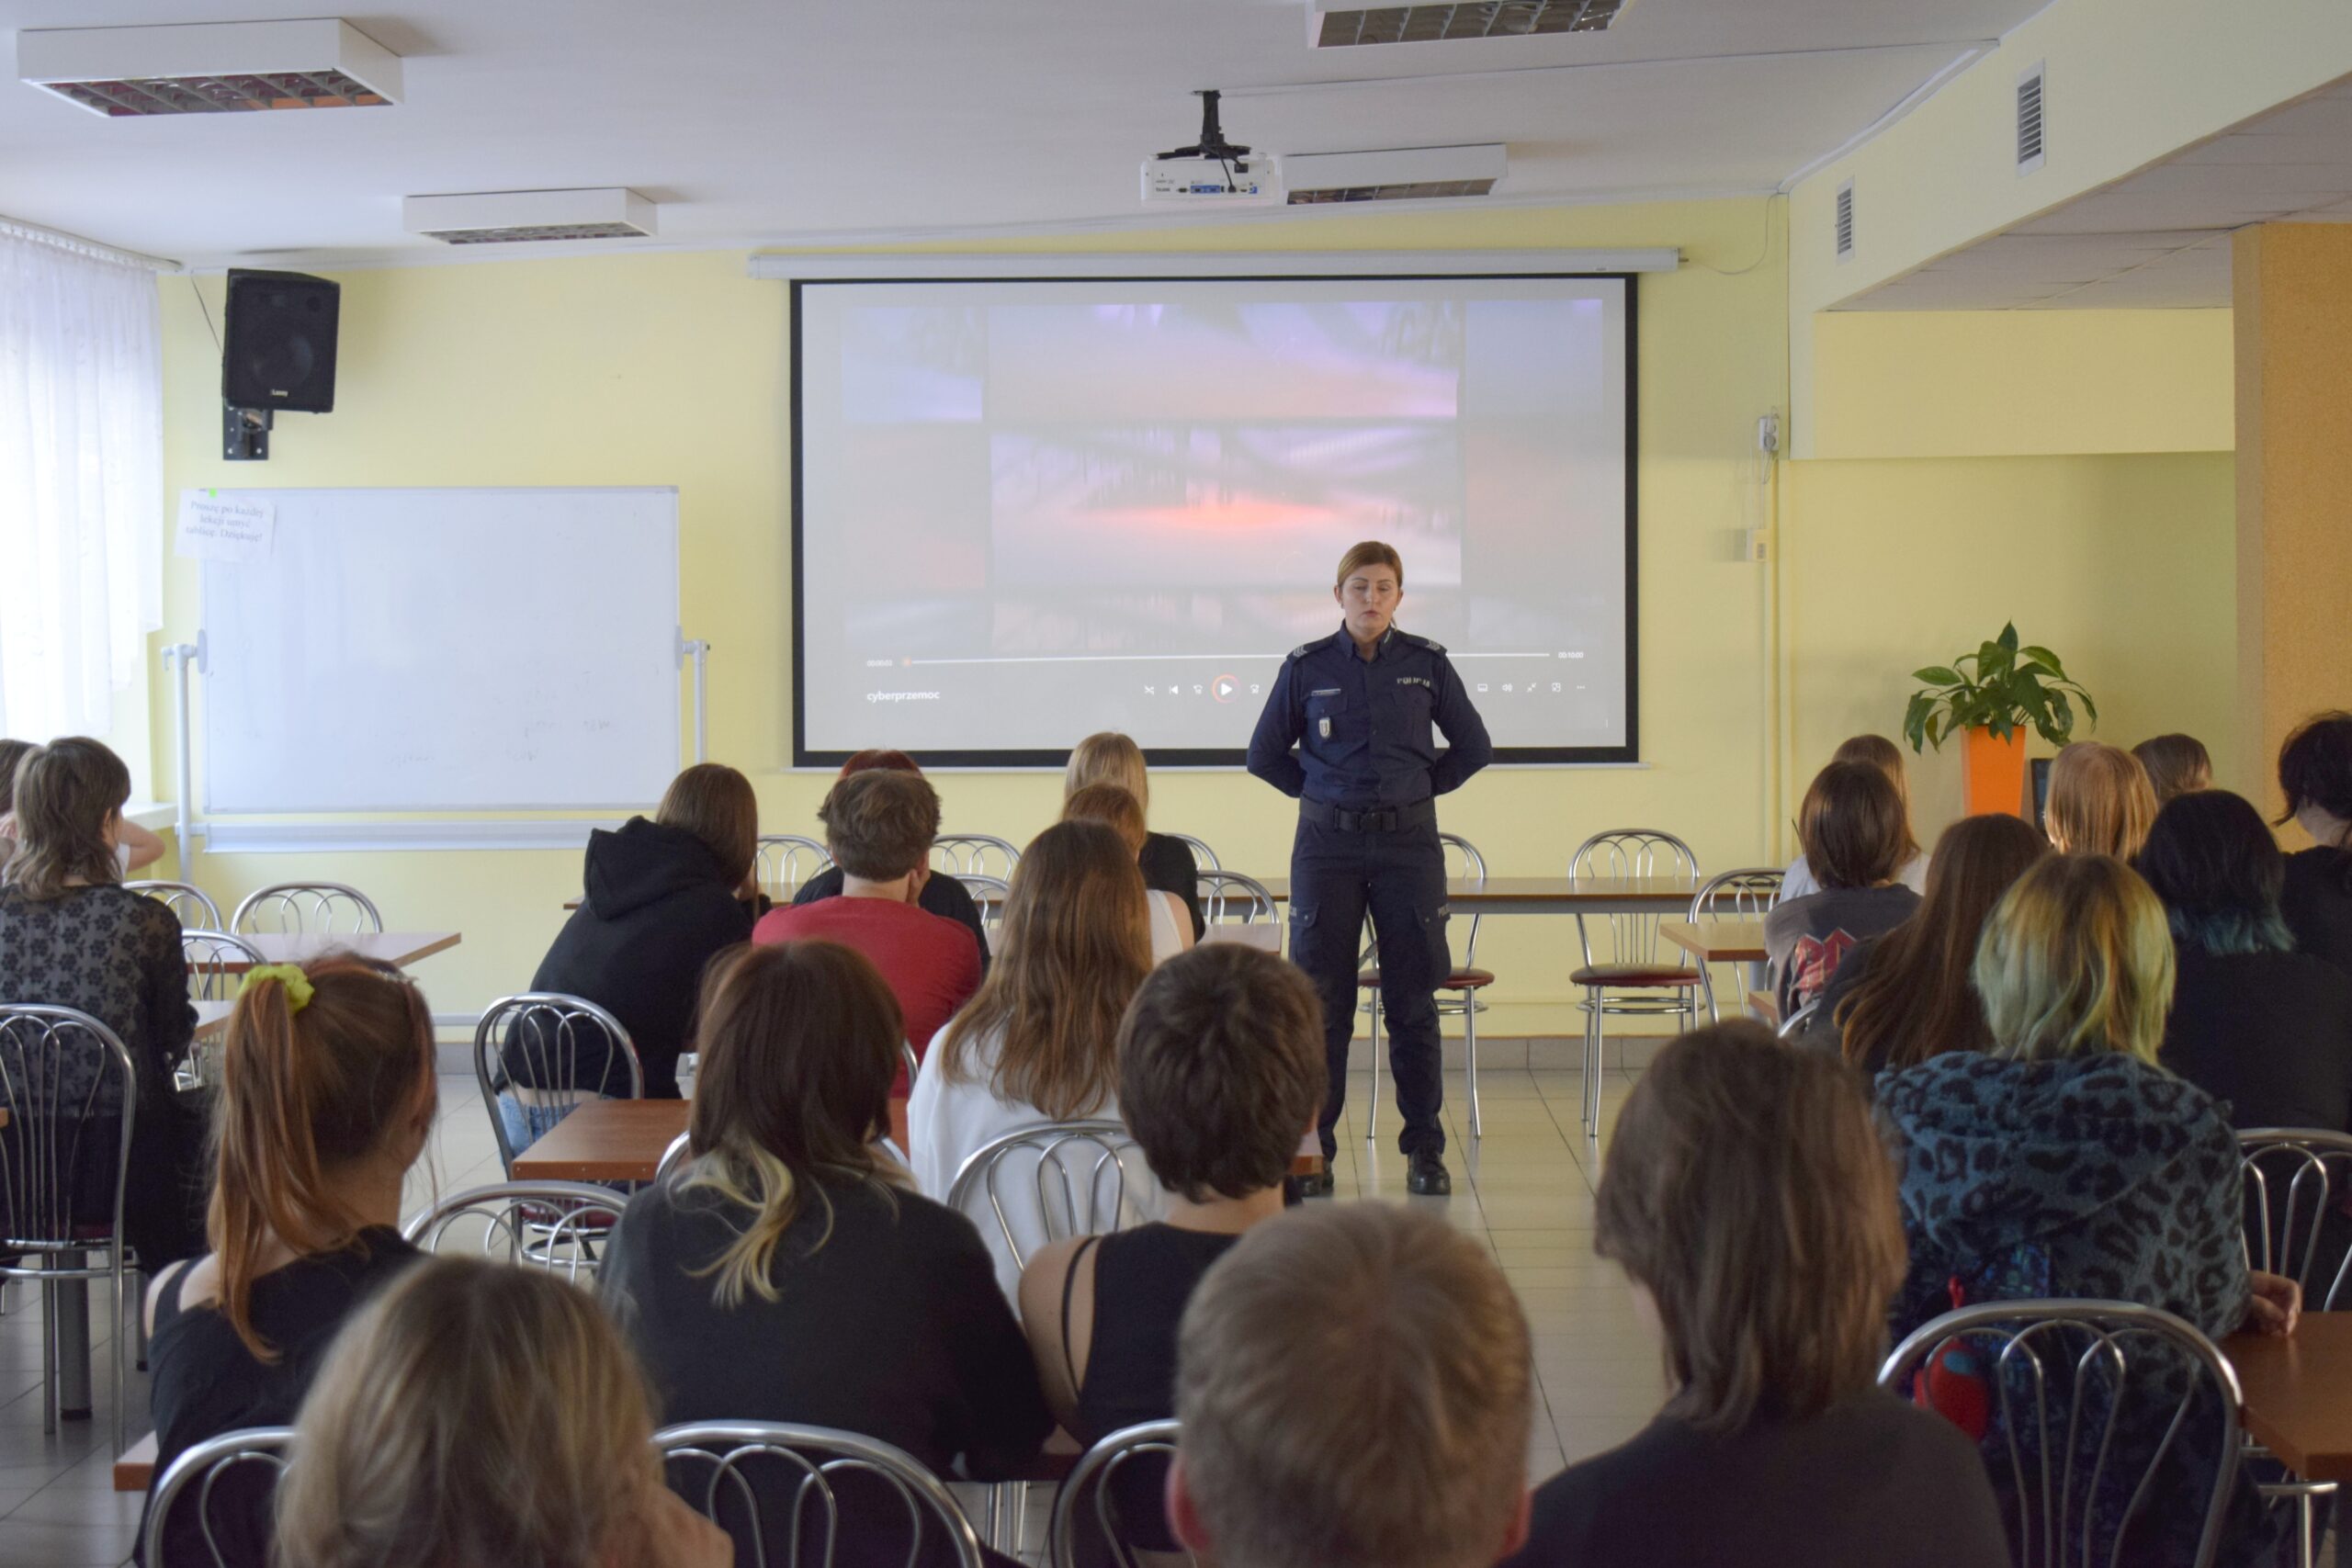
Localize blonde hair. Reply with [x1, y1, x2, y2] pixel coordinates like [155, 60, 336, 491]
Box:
[1176, 1203, 1530, 1568]
[1060, 782, 1148, 856]
[1064, 732, 1149, 816]
[1333, 540, 1405, 589]
[2, 738, 129, 899]
[654, 763, 760, 890]
[275, 1258, 659, 1568]
[1973, 854, 2175, 1065]
[2046, 741, 2157, 859]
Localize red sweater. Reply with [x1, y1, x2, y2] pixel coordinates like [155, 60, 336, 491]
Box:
[752, 896, 982, 1094]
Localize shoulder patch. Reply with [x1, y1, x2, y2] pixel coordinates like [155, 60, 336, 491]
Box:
[1414, 634, 1446, 655]
[1289, 644, 1311, 660]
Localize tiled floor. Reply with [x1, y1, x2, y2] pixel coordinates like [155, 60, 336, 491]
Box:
[0, 1060, 1661, 1566]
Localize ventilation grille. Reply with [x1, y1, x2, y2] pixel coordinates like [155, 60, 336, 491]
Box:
[1290, 177, 1499, 204]
[417, 222, 650, 245]
[2017, 64, 2046, 174]
[20, 20, 402, 118]
[41, 70, 388, 116]
[404, 189, 657, 245]
[1314, 0, 1627, 47]
[1834, 180, 1855, 261]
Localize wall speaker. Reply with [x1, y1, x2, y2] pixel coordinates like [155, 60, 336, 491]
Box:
[221, 268, 340, 413]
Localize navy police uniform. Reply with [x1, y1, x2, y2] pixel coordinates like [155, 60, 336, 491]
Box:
[1246, 625, 1492, 1161]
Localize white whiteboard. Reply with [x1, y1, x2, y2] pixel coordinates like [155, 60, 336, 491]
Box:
[202, 488, 682, 812]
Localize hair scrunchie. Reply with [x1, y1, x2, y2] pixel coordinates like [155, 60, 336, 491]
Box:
[239, 963, 315, 1014]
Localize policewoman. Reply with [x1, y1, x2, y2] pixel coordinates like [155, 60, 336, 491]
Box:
[1246, 541, 1491, 1196]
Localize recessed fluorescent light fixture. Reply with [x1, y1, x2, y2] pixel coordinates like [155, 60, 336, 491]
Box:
[1306, 0, 1634, 47]
[18, 18, 401, 117]
[1284, 143, 1506, 203]
[403, 188, 659, 244]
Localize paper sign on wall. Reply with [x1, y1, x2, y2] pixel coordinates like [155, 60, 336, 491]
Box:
[175, 491, 276, 561]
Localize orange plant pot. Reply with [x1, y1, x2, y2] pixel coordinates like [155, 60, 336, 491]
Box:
[1962, 726, 2030, 818]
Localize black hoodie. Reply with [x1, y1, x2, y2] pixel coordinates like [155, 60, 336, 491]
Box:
[510, 817, 754, 1099]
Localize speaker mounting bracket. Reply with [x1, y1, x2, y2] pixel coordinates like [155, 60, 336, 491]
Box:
[223, 404, 271, 462]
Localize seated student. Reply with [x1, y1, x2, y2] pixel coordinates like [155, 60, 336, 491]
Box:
[1060, 783, 1194, 964]
[274, 1257, 730, 1568]
[792, 749, 989, 968]
[513, 762, 762, 1148]
[2277, 711, 2352, 977]
[141, 957, 435, 1568]
[1775, 734, 1927, 902]
[1067, 730, 1204, 939]
[1879, 854, 2299, 1568]
[1170, 1203, 1533, 1568]
[1764, 760, 1922, 1018]
[755, 768, 981, 1094]
[2045, 739, 2158, 859]
[0, 738, 206, 1265]
[601, 940, 1049, 1488]
[0, 736, 164, 874]
[2143, 789, 2352, 1132]
[2133, 731, 2214, 805]
[1793, 814, 2050, 1076]
[1502, 1021, 2007, 1568]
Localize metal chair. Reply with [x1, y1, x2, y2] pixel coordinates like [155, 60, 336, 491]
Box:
[1359, 833, 1496, 1140]
[1777, 998, 1821, 1041]
[932, 834, 1021, 879]
[126, 880, 222, 931]
[1170, 833, 1221, 871]
[754, 833, 831, 900]
[944, 1121, 1149, 1272]
[400, 1180, 629, 1284]
[656, 1420, 988, 1568]
[0, 1005, 136, 1450]
[1687, 866, 1783, 1022]
[1050, 1418, 1184, 1568]
[471, 992, 643, 1177]
[141, 1425, 295, 1568]
[959, 874, 1011, 940]
[1195, 869, 1276, 930]
[1569, 829, 1702, 1137]
[176, 930, 266, 1090]
[655, 1131, 693, 1182]
[1879, 1299, 2244, 1568]
[230, 881, 383, 935]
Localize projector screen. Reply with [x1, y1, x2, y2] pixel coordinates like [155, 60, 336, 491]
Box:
[791, 272, 1635, 768]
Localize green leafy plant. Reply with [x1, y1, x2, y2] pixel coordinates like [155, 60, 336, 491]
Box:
[1904, 623, 2098, 752]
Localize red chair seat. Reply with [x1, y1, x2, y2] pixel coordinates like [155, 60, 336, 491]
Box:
[1569, 964, 1703, 988]
[1358, 966, 1497, 990]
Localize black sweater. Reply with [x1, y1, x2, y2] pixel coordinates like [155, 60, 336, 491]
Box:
[1139, 831, 1206, 941]
[2160, 945, 2352, 1133]
[2283, 848, 2352, 980]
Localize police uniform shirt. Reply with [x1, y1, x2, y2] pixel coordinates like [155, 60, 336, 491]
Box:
[1245, 626, 1493, 808]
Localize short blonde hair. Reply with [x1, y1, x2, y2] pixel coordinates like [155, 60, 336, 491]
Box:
[1064, 732, 1148, 815]
[1973, 854, 2176, 1065]
[1334, 540, 1404, 589]
[2046, 741, 2157, 859]
[1176, 1203, 1531, 1568]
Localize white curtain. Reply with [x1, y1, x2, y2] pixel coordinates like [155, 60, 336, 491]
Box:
[0, 227, 164, 741]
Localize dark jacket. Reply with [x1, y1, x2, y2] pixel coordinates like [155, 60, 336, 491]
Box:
[515, 818, 754, 1099]
[2161, 945, 2352, 1133]
[1138, 830, 1204, 941]
[2283, 847, 2352, 979]
[793, 864, 991, 975]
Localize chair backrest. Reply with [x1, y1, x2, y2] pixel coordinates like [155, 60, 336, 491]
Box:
[127, 880, 223, 931]
[142, 1425, 296, 1568]
[400, 1181, 630, 1283]
[472, 992, 643, 1176]
[958, 873, 1011, 937]
[1878, 1299, 2243, 1568]
[753, 834, 831, 900]
[1050, 1418, 1183, 1568]
[944, 1121, 1148, 1272]
[1777, 998, 1820, 1041]
[1441, 832, 1487, 968]
[2236, 1128, 2352, 1310]
[1170, 833, 1220, 871]
[932, 834, 1020, 879]
[1569, 829, 1699, 966]
[231, 882, 383, 936]
[1195, 870, 1276, 927]
[656, 1420, 987, 1568]
[0, 1005, 136, 1249]
[1689, 865, 1783, 920]
[181, 930, 265, 1002]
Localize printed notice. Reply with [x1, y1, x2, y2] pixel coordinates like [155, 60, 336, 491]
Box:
[175, 491, 276, 561]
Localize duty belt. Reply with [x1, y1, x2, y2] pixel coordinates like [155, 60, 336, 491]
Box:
[1300, 796, 1435, 833]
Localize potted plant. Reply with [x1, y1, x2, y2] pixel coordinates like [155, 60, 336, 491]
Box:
[1904, 624, 2098, 818]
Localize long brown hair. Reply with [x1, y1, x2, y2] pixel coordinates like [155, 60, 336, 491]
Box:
[1598, 1020, 1905, 1432]
[681, 941, 906, 1306]
[0, 739, 33, 816]
[2, 737, 130, 899]
[934, 819, 1150, 1119]
[654, 762, 760, 890]
[1833, 815, 2052, 1075]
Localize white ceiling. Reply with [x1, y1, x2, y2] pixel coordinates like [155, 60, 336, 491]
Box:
[1838, 75, 2352, 310]
[0, 0, 2052, 267]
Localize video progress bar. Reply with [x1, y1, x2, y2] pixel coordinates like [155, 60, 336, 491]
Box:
[900, 651, 1567, 667]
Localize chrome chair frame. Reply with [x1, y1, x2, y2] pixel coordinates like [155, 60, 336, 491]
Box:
[141, 1425, 296, 1568]
[400, 1180, 630, 1284]
[754, 833, 831, 901]
[944, 1121, 1148, 1273]
[1170, 833, 1221, 871]
[957, 873, 1011, 941]
[1687, 866, 1783, 1022]
[1570, 829, 1702, 1136]
[1194, 869, 1277, 931]
[1049, 1418, 1184, 1568]
[230, 881, 383, 936]
[1777, 998, 1821, 1041]
[1361, 833, 1493, 1140]
[933, 834, 1021, 879]
[655, 1131, 693, 1183]
[656, 1420, 988, 1568]
[176, 930, 266, 1090]
[126, 880, 222, 931]
[472, 992, 643, 1178]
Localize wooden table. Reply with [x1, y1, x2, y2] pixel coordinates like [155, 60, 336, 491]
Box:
[198, 931, 463, 970]
[2228, 1316, 2352, 1483]
[114, 1431, 156, 1492]
[1659, 919, 1766, 964]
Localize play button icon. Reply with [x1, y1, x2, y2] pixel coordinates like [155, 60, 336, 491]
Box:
[1212, 674, 1239, 704]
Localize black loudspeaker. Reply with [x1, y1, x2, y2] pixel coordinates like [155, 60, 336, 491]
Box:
[221, 268, 340, 413]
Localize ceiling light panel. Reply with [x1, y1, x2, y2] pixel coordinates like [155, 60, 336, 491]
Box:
[18, 19, 401, 117]
[1308, 0, 1633, 48]
[1284, 143, 1507, 203]
[403, 188, 659, 244]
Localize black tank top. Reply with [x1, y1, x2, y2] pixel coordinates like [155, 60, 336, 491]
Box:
[1064, 1224, 1240, 1439]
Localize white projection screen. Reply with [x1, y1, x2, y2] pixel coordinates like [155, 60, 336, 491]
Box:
[791, 272, 1636, 768]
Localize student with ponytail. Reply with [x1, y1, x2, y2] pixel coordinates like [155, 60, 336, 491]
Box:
[140, 957, 437, 1566]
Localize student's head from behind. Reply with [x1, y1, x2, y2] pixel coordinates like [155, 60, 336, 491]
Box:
[1332, 539, 1405, 644]
[2132, 733, 2213, 805]
[837, 748, 921, 781]
[1973, 853, 2175, 1065]
[816, 767, 941, 883]
[1831, 733, 1910, 802]
[655, 762, 760, 891]
[1796, 759, 1912, 890]
[212, 958, 438, 1361]
[1118, 944, 1324, 1202]
[0, 738, 33, 817]
[684, 940, 905, 1304]
[1, 737, 130, 898]
[2045, 741, 2158, 860]
[1060, 782, 1148, 858]
[1170, 1203, 1532, 1568]
[1599, 1020, 1904, 1430]
[1064, 732, 1149, 815]
[2278, 710, 2352, 846]
[2137, 789, 2294, 957]
[275, 1257, 664, 1568]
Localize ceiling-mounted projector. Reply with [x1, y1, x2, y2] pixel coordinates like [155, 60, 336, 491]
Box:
[1141, 90, 1282, 208]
